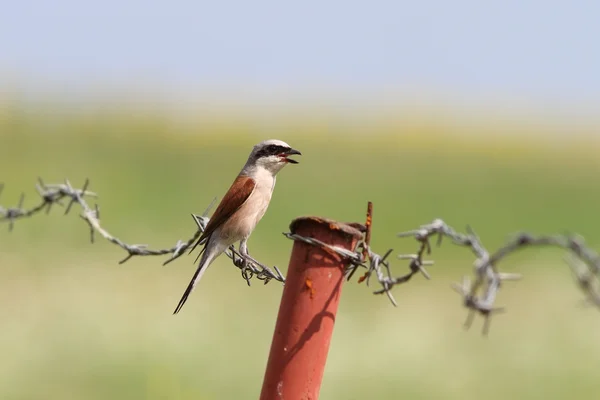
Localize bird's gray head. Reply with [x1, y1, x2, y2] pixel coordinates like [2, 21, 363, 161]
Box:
[245, 139, 302, 175]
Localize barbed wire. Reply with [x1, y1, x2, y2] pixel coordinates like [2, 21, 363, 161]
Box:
[0, 178, 285, 285]
[3, 181, 599, 334]
[284, 203, 600, 335]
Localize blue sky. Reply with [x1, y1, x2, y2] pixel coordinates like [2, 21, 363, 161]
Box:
[1, 1, 599, 110]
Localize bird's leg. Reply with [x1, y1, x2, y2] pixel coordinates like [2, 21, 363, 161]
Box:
[238, 238, 278, 280]
[239, 238, 261, 267]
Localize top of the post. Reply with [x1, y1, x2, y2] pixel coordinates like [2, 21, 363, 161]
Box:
[289, 216, 365, 240]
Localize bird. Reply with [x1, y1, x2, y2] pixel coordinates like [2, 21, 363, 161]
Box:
[173, 139, 302, 314]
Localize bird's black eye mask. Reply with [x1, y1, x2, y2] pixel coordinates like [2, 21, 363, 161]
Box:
[255, 144, 301, 164]
[256, 144, 290, 158]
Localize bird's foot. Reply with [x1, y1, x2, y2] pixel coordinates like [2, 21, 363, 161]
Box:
[240, 252, 261, 268]
[238, 252, 278, 285]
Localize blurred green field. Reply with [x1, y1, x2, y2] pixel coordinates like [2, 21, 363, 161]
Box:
[1, 107, 600, 399]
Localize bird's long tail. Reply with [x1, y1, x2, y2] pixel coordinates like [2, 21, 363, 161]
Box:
[173, 243, 220, 315]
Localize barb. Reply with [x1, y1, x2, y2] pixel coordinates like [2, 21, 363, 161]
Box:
[0, 178, 285, 285]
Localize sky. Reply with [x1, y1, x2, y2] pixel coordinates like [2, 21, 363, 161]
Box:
[1, 1, 599, 112]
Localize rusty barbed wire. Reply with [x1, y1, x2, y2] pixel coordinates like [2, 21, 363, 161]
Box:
[0, 178, 285, 285]
[283, 203, 600, 335]
[3, 181, 599, 334]
[395, 220, 600, 334]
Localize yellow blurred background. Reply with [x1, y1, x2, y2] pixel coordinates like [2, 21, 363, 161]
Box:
[1, 106, 600, 399]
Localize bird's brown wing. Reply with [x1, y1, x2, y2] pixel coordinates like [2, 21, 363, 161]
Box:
[188, 175, 256, 256]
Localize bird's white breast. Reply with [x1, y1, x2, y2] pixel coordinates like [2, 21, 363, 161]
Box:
[219, 168, 275, 243]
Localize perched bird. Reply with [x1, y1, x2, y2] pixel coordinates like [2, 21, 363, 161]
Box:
[173, 139, 301, 314]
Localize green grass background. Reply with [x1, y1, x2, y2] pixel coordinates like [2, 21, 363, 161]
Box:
[1, 106, 600, 399]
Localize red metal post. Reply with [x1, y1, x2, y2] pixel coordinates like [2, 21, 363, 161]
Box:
[260, 216, 364, 400]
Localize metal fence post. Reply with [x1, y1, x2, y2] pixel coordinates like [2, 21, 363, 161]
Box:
[260, 216, 363, 400]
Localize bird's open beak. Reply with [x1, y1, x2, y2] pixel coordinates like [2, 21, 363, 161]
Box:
[283, 148, 302, 164]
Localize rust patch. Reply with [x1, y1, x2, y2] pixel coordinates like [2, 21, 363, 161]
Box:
[362, 201, 373, 262]
[346, 202, 374, 283]
[304, 277, 315, 299]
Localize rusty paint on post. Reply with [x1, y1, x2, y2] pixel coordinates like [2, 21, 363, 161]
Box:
[260, 216, 363, 400]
